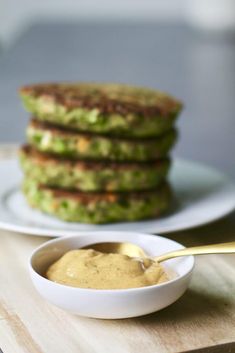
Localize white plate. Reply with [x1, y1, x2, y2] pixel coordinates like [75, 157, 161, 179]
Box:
[0, 158, 235, 237]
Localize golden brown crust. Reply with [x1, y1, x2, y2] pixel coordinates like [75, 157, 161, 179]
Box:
[39, 182, 170, 204]
[28, 118, 176, 143]
[20, 145, 169, 171]
[20, 82, 182, 117]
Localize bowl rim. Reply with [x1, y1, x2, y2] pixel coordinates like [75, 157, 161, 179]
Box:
[29, 231, 195, 294]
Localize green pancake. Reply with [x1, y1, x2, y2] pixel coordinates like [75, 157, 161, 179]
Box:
[22, 179, 172, 224]
[20, 82, 182, 138]
[27, 119, 177, 162]
[19, 145, 171, 192]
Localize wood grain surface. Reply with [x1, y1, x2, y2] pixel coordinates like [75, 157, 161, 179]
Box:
[0, 147, 235, 353]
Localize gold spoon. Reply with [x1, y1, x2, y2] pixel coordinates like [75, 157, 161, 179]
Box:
[83, 241, 235, 262]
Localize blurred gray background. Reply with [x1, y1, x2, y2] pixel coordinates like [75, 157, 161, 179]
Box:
[0, 0, 235, 177]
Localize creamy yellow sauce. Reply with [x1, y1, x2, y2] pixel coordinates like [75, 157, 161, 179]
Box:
[46, 249, 169, 289]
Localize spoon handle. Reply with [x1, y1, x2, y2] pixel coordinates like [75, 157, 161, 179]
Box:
[156, 242, 235, 262]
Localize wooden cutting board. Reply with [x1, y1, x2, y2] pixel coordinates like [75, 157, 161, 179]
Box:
[0, 146, 235, 353]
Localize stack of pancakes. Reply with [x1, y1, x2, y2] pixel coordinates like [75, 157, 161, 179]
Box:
[19, 83, 182, 224]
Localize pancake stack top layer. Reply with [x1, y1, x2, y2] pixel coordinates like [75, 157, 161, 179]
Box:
[19, 82, 182, 137]
[19, 82, 183, 224]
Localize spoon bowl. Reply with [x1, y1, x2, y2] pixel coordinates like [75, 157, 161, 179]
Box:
[82, 241, 147, 257]
[29, 231, 194, 319]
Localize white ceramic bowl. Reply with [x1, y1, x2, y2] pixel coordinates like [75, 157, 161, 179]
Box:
[29, 232, 194, 319]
